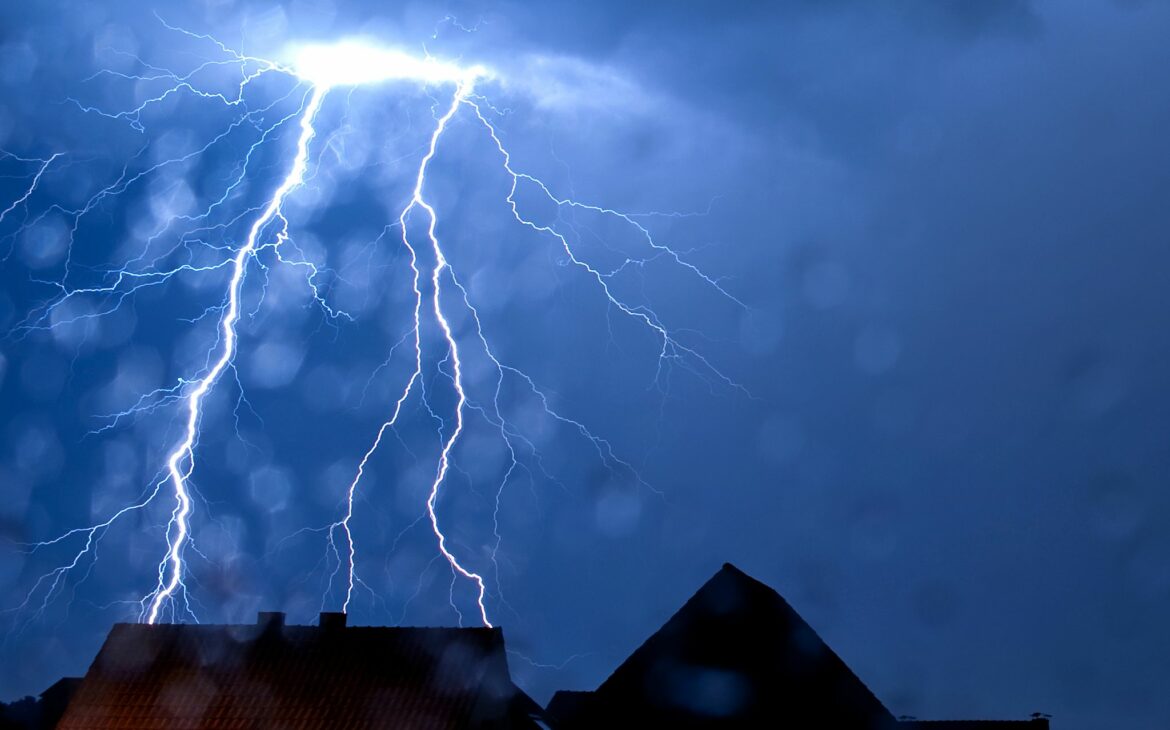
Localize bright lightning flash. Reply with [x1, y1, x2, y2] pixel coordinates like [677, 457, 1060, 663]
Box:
[292, 40, 489, 89]
[6, 26, 742, 635]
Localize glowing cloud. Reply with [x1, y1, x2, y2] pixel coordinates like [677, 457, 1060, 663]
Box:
[290, 40, 489, 88]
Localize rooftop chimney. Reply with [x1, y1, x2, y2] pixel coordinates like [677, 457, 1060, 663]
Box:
[256, 611, 286, 628]
[319, 611, 347, 630]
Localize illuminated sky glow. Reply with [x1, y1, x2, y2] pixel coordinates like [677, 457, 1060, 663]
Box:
[289, 41, 489, 88]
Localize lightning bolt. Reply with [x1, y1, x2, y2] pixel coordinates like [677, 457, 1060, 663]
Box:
[5, 21, 743, 636]
[143, 86, 329, 623]
[329, 77, 487, 621]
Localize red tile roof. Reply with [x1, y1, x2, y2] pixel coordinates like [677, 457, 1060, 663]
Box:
[58, 618, 540, 729]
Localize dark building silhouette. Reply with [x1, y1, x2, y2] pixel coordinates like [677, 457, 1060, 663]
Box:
[546, 563, 1048, 729]
[29, 563, 1050, 728]
[56, 611, 543, 729]
[36, 679, 80, 730]
[897, 723, 1050, 729]
[0, 678, 79, 730]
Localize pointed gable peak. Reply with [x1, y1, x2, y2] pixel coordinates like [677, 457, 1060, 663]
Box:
[682, 561, 807, 626]
[589, 561, 894, 726]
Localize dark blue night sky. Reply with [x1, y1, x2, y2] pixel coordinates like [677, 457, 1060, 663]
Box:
[2, 2, 1168, 729]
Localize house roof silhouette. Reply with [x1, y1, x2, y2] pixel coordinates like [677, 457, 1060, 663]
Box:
[546, 563, 1048, 729]
[44, 564, 1050, 729]
[56, 612, 542, 729]
[548, 562, 897, 728]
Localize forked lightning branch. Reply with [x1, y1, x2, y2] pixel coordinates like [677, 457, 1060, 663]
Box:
[8, 30, 743, 630]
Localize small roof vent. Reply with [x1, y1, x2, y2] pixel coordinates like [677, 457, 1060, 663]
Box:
[319, 612, 347, 630]
[257, 611, 286, 628]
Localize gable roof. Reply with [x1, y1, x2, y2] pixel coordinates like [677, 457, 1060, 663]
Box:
[57, 615, 541, 730]
[549, 563, 896, 728]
